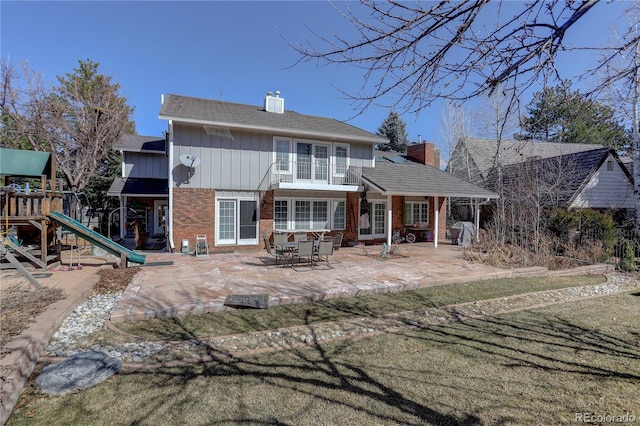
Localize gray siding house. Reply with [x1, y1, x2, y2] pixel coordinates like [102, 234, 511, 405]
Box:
[448, 138, 634, 217]
[157, 93, 497, 251]
[108, 135, 169, 240]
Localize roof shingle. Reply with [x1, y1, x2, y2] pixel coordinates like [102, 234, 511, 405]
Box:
[158, 93, 387, 145]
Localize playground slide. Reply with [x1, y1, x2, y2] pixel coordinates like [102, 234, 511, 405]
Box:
[48, 211, 146, 265]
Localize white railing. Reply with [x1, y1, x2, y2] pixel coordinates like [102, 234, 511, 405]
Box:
[270, 161, 362, 186]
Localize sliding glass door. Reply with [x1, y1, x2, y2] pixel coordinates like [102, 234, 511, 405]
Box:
[216, 198, 258, 246]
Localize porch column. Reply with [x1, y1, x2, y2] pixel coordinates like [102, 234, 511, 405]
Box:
[120, 196, 127, 239]
[387, 194, 392, 246]
[433, 196, 439, 248]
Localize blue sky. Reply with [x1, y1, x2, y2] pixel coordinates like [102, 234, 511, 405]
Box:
[1, 1, 630, 153]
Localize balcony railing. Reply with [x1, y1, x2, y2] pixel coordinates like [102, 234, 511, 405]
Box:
[270, 160, 362, 187]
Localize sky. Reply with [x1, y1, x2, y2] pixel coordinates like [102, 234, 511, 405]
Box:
[0, 1, 631, 157]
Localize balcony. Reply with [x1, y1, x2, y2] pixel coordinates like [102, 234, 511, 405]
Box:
[270, 160, 362, 191]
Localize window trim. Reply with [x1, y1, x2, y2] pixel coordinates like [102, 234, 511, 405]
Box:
[273, 137, 292, 174]
[274, 197, 346, 231]
[404, 200, 430, 225]
[333, 143, 350, 177]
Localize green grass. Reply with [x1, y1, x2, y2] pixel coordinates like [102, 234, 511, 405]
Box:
[114, 275, 606, 340]
[9, 286, 639, 425]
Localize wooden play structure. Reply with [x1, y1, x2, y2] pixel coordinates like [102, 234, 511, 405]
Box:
[1, 148, 64, 285]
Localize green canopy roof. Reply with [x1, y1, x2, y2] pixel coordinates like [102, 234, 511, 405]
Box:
[0, 148, 53, 178]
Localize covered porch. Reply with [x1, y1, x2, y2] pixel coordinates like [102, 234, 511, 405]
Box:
[360, 162, 499, 248]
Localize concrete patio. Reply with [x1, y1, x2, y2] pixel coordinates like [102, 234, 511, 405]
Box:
[111, 241, 515, 322]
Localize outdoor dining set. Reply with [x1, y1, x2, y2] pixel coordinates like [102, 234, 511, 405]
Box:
[263, 231, 343, 268]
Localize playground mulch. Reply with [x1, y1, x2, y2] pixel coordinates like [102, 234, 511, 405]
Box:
[0, 267, 137, 351]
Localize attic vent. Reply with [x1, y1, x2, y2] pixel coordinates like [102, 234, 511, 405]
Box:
[265, 91, 284, 114]
[203, 125, 234, 140]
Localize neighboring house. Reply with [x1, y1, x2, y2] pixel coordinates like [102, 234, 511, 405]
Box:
[107, 135, 169, 239]
[448, 138, 635, 217]
[155, 92, 497, 251]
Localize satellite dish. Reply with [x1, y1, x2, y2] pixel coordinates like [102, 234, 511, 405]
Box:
[179, 154, 201, 168]
[179, 154, 200, 183]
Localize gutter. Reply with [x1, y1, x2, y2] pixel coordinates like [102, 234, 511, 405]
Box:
[167, 120, 175, 252]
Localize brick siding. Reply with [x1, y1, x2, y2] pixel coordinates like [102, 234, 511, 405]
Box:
[173, 188, 215, 251]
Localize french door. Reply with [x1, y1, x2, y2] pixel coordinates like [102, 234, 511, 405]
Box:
[296, 142, 329, 183]
[216, 198, 258, 245]
[359, 201, 387, 239]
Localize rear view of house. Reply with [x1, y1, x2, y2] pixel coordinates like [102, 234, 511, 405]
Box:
[158, 93, 496, 252]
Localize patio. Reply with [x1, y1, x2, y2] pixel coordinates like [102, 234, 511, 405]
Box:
[110, 241, 513, 322]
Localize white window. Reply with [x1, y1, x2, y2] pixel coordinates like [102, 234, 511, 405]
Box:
[334, 144, 349, 175]
[275, 198, 346, 230]
[405, 201, 429, 225]
[333, 201, 346, 230]
[274, 200, 288, 230]
[294, 200, 311, 229]
[274, 137, 292, 173]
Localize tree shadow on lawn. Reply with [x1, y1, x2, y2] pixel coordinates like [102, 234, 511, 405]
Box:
[120, 305, 636, 423]
[410, 303, 640, 381]
[26, 288, 637, 426]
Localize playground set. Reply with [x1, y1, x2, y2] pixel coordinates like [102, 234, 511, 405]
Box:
[1, 148, 145, 287]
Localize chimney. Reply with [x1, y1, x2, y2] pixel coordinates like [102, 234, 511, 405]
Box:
[264, 91, 284, 114]
[407, 141, 440, 168]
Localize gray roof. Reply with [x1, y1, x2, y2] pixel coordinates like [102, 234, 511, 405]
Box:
[158, 94, 388, 145]
[486, 147, 612, 207]
[115, 135, 166, 153]
[362, 162, 498, 199]
[460, 138, 607, 182]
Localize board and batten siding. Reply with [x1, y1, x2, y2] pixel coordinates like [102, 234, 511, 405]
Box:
[172, 124, 375, 190]
[124, 152, 168, 179]
[570, 154, 635, 209]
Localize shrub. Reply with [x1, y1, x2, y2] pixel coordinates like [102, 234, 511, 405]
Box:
[620, 240, 636, 272]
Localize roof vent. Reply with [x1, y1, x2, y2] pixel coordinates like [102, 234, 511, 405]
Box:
[265, 91, 284, 114]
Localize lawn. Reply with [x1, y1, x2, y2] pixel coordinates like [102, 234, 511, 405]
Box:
[112, 275, 606, 340]
[8, 277, 639, 425]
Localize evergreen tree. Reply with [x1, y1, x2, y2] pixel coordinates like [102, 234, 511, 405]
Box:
[376, 111, 409, 152]
[516, 82, 630, 150]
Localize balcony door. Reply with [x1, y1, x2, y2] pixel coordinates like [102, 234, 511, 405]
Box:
[296, 142, 329, 184]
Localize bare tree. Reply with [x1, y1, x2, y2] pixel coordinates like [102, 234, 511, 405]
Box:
[487, 154, 579, 253]
[587, 1, 640, 231]
[0, 59, 133, 194]
[470, 86, 522, 242]
[440, 100, 473, 222]
[439, 100, 471, 174]
[289, 0, 600, 117]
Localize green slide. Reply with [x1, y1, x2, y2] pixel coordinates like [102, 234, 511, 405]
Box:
[48, 211, 146, 265]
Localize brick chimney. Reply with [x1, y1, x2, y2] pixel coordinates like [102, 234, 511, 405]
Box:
[407, 142, 440, 168]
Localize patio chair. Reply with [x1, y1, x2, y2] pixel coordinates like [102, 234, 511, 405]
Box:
[263, 236, 284, 265]
[293, 232, 308, 242]
[273, 232, 288, 245]
[315, 239, 334, 266]
[332, 232, 343, 251]
[296, 240, 315, 267]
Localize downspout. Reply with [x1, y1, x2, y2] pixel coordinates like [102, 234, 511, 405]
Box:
[168, 120, 175, 252]
[387, 194, 392, 247]
[119, 149, 125, 239]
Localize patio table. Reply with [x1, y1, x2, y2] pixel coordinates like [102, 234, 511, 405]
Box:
[276, 241, 320, 267]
